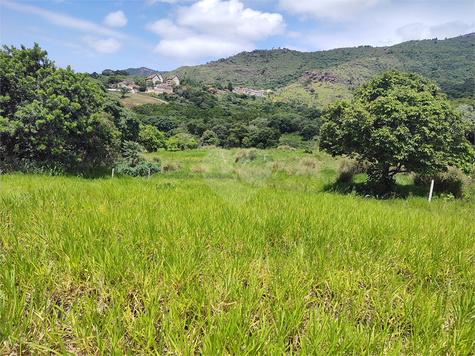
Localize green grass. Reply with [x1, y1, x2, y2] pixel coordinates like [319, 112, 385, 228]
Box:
[1, 150, 474, 354]
[112, 92, 168, 108]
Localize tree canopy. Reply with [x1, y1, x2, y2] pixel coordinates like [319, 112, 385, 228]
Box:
[320, 70, 475, 192]
[0, 44, 120, 170]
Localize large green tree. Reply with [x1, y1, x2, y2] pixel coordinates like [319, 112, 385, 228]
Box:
[0, 44, 120, 169]
[320, 70, 474, 192]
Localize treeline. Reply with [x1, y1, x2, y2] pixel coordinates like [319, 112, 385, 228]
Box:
[132, 87, 321, 151]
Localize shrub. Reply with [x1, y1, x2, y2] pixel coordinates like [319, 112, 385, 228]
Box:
[190, 164, 209, 173]
[412, 166, 471, 198]
[138, 125, 166, 152]
[278, 133, 304, 149]
[115, 160, 161, 177]
[337, 158, 368, 183]
[277, 145, 294, 151]
[200, 130, 220, 147]
[234, 149, 257, 163]
[300, 157, 317, 169]
[122, 141, 144, 164]
[167, 133, 197, 151]
[161, 162, 182, 173]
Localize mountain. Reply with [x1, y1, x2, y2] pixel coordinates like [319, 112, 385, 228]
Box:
[125, 67, 169, 77]
[165, 33, 474, 104]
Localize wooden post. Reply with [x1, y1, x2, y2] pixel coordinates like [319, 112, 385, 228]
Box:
[428, 179, 434, 202]
[112, 168, 114, 178]
[148, 168, 151, 180]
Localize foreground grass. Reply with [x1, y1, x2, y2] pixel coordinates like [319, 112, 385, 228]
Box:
[1, 171, 474, 354]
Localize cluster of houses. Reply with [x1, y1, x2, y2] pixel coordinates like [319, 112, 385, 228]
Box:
[108, 81, 141, 94]
[232, 87, 266, 97]
[146, 74, 180, 94]
[107, 74, 275, 99]
[107, 74, 180, 95]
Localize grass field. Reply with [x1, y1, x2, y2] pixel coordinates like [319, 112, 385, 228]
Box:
[1, 149, 474, 354]
[112, 93, 168, 108]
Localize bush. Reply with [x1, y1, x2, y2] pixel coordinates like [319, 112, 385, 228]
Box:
[277, 145, 294, 151]
[115, 160, 161, 177]
[138, 125, 166, 152]
[412, 166, 471, 198]
[122, 141, 144, 163]
[336, 158, 368, 184]
[161, 162, 182, 173]
[167, 133, 197, 151]
[234, 149, 257, 163]
[278, 133, 304, 149]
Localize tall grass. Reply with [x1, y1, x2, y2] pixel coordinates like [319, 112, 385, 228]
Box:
[1, 170, 474, 354]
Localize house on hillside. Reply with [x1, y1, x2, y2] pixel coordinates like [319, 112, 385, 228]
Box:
[233, 87, 265, 97]
[166, 75, 180, 86]
[146, 73, 164, 85]
[147, 84, 173, 94]
[126, 84, 140, 94]
[110, 81, 140, 94]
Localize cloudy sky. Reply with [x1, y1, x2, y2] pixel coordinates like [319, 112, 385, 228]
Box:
[1, 0, 474, 73]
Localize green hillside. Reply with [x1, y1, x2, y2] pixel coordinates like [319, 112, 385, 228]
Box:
[125, 67, 169, 77]
[167, 34, 474, 101]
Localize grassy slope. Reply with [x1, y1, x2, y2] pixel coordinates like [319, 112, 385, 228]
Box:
[1, 149, 474, 354]
[168, 34, 474, 104]
[110, 92, 168, 108]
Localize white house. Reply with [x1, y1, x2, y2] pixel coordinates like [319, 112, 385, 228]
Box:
[146, 73, 164, 85]
[166, 75, 180, 86]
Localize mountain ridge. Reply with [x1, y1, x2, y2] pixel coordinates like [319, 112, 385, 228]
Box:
[165, 33, 474, 92]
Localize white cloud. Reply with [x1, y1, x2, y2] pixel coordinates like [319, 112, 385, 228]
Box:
[147, 19, 194, 39]
[153, 35, 253, 59]
[103, 10, 128, 27]
[287, 31, 302, 38]
[2, 0, 130, 39]
[148, 0, 178, 4]
[81, 36, 122, 53]
[427, 21, 473, 39]
[278, 0, 382, 21]
[177, 0, 285, 41]
[149, 0, 285, 60]
[396, 21, 473, 41]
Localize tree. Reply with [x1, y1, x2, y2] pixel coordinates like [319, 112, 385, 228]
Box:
[119, 86, 129, 98]
[248, 127, 280, 149]
[122, 140, 144, 164]
[300, 123, 320, 141]
[320, 70, 475, 192]
[166, 133, 197, 151]
[101, 95, 140, 141]
[138, 125, 166, 152]
[0, 44, 120, 169]
[200, 130, 220, 146]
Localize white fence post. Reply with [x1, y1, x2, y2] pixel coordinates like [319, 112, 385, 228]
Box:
[428, 179, 434, 202]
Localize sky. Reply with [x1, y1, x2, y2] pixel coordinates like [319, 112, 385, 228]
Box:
[1, 0, 474, 74]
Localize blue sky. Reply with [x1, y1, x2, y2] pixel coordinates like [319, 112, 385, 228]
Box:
[1, 0, 474, 73]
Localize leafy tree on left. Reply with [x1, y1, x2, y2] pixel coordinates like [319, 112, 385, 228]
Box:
[0, 44, 120, 170]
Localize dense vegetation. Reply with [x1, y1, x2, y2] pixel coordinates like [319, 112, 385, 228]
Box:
[1, 149, 474, 354]
[130, 87, 321, 151]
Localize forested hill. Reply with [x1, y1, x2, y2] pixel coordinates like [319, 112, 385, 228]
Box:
[125, 67, 168, 77]
[167, 33, 474, 97]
